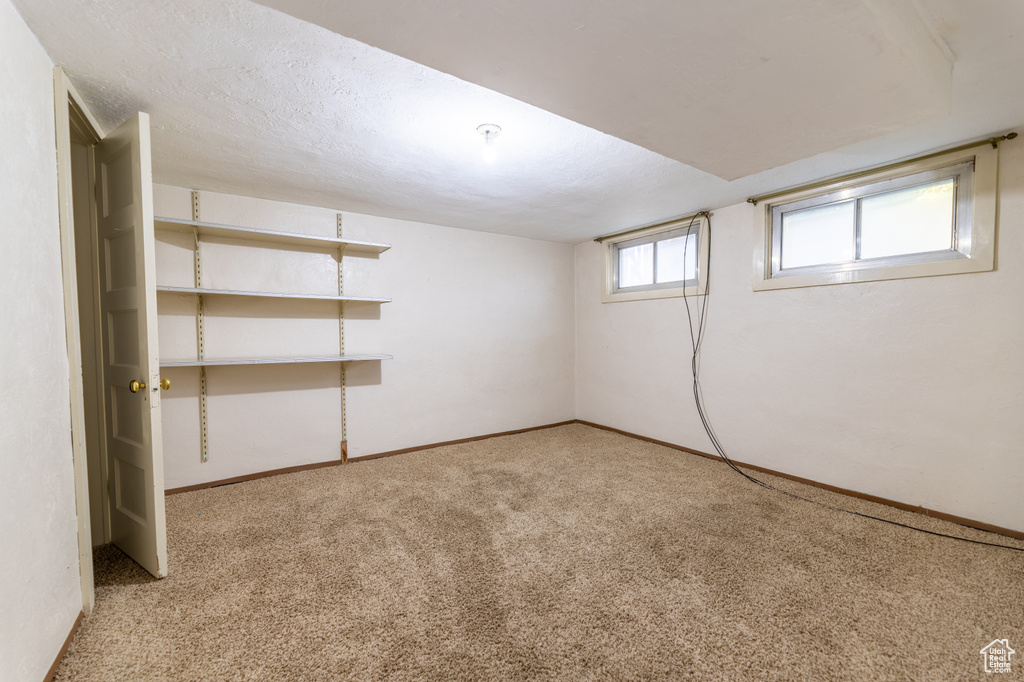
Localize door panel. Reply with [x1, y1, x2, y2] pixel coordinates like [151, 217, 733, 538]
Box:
[94, 112, 167, 578]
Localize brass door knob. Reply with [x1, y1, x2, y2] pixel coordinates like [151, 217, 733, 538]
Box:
[129, 380, 147, 393]
[160, 378, 171, 391]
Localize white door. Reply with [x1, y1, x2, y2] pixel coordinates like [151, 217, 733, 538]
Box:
[93, 112, 167, 578]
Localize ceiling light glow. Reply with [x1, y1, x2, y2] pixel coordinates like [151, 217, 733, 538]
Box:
[477, 123, 501, 163]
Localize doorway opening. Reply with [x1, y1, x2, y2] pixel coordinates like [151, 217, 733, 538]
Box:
[56, 69, 170, 616]
[55, 70, 107, 614]
[68, 108, 110, 552]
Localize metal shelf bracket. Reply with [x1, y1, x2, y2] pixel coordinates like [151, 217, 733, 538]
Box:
[338, 213, 348, 460]
[192, 191, 209, 463]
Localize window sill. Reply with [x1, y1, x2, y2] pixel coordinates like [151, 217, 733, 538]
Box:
[602, 282, 706, 304]
[751, 252, 993, 291]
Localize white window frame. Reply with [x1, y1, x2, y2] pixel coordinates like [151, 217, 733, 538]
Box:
[752, 145, 998, 291]
[602, 215, 710, 303]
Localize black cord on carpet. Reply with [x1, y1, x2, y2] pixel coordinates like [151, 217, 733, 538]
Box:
[680, 212, 1024, 553]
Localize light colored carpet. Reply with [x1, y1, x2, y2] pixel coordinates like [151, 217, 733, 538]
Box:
[56, 424, 1023, 680]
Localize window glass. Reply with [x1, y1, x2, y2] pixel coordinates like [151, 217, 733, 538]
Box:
[655, 233, 697, 284]
[781, 200, 855, 269]
[859, 180, 954, 259]
[618, 242, 653, 288]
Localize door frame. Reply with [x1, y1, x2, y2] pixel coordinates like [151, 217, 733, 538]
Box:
[54, 66, 106, 616]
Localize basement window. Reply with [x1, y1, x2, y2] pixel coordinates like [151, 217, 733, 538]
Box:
[601, 215, 709, 303]
[752, 144, 998, 291]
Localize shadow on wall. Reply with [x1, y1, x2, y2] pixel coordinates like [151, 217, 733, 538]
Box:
[346, 360, 382, 387]
[343, 300, 382, 321]
[162, 361, 384, 395]
[161, 363, 383, 398]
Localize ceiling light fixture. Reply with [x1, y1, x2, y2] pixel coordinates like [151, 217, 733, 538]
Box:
[477, 124, 501, 163]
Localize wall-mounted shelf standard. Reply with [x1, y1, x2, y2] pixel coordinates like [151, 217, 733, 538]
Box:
[161, 354, 393, 368]
[156, 286, 391, 304]
[154, 217, 391, 254]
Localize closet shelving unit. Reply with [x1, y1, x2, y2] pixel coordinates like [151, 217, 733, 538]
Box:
[155, 195, 391, 462]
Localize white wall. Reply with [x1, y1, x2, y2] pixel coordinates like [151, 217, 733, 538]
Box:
[154, 186, 575, 487]
[0, 1, 83, 679]
[576, 141, 1024, 533]
[342, 210, 576, 457]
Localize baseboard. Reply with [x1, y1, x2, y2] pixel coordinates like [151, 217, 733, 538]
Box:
[165, 458, 344, 495]
[578, 420, 1024, 542]
[349, 420, 578, 462]
[166, 424, 575, 494]
[163, 418, 1022, 541]
[44, 610, 83, 682]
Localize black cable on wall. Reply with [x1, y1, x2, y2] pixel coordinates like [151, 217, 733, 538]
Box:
[679, 212, 1023, 553]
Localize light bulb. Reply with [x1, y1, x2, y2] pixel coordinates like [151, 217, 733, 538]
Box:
[477, 124, 501, 163]
[481, 143, 497, 163]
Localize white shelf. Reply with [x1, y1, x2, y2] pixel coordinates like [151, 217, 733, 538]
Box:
[156, 286, 390, 303]
[154, 216, 390, 254]
[161, 354, 392, 368]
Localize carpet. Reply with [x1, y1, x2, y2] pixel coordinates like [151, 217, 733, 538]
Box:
[55, 424, 1024, 680]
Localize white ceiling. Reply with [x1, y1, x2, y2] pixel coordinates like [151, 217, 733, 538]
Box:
[256, 0, 955, 181]
[12, 0, 1024, 243]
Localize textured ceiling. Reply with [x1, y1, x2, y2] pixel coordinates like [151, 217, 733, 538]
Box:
[256, 0, 954, 181]
[12, 0, 1024, 243]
